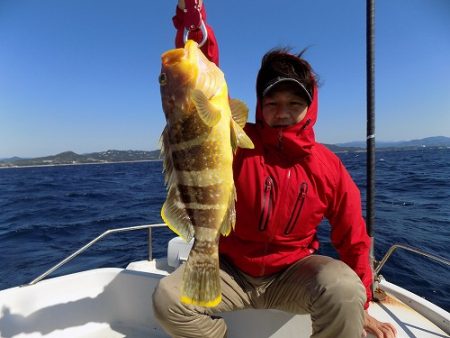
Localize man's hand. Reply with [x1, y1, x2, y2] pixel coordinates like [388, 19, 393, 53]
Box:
[363, 311, 397, 338]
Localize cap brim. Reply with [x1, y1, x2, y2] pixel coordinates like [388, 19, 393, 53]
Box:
[262, 77, 312, 104]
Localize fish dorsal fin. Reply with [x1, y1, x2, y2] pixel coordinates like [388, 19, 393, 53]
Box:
[160, 127, 174, 186]
[160, 127, 195, 241]
[230, 119, 255, 152]
[191, 89, 221, 127]
[161, 186, 195, 242]
[229, 98, 249, 128]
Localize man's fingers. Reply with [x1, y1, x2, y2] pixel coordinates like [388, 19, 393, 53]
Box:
[377, 323, 397, 338]
[385, 323, 397, 337]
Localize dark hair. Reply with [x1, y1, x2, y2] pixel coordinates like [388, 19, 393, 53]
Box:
[256, 48, 317, 100]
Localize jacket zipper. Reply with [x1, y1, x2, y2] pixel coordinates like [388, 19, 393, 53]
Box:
[277, 130, 283, 150]
[284, 182, 308, 235]
[258, 176, 273, 231]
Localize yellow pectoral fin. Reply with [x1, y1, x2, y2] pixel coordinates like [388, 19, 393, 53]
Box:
[230, 119, 255, 151]
[191, 89, 221, 127]
[229, 98, 249, 128]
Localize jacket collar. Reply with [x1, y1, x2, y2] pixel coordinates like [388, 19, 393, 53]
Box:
[255, 85, 318, 160]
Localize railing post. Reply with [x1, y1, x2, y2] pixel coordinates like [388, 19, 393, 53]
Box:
[148, 226, 153, 261]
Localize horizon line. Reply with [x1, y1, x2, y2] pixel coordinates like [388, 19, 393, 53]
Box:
[2, 135, 450, 160]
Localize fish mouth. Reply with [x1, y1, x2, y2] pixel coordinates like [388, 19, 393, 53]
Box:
[162, 48, 186, 67]
[161, 40, 199, 67]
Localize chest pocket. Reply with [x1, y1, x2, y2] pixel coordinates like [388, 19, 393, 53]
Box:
[258, 176, 274, 231]
[284, 182, 308, 235]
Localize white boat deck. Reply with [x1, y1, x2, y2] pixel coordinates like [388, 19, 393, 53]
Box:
[0, 260, 448, 338]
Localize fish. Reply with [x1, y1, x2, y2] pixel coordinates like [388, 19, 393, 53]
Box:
[159, 40, 254, 307]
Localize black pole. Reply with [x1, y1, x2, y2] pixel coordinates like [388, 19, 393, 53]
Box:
[366, 0, 376, 273]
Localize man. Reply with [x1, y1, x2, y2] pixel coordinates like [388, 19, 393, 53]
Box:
[153, 2, 397, 337]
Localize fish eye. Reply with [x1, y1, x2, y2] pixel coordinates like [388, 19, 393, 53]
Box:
[159, 73, 167, 85]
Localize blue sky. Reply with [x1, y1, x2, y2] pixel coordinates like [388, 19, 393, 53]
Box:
[1, 0, 449, 158]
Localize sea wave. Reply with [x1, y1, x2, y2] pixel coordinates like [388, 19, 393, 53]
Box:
[0, 151, 449, 310]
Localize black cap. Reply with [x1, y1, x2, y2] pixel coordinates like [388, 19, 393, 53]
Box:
[256, 49, 315, 104]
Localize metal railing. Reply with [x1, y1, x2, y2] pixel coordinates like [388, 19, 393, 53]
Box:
[28, 223, 167, 286]
[375, 243, 450, 275]
[27, 225, 450, 287]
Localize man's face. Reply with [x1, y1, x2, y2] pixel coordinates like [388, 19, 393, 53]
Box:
[262, 89, 309, 128]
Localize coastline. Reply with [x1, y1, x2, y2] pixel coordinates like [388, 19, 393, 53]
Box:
[1, 145, 449, 169]
[0, 159, 163, 170]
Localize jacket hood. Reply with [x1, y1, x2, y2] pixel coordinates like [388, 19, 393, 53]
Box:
[255, 84, 318, 160]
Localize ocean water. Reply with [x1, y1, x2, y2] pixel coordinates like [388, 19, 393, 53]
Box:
[0, 148, 449, 311]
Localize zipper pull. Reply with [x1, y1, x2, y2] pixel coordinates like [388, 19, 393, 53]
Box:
[278, 130, 283, 150]
[265, 177, 273, 192]
[297, 119, 311, 136]
[300, 182, 308, 197]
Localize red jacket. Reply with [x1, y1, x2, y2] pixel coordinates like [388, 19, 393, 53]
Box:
[219, 93, 373, 307]
[172, 4, 372, 308]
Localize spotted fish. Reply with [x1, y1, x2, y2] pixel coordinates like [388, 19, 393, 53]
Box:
[159, 40, 254, 307]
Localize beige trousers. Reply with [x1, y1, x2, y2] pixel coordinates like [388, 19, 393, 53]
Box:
[153, 255, 366, 338]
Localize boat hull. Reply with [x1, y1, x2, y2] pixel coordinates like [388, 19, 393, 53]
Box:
[1, 261, 449, 338]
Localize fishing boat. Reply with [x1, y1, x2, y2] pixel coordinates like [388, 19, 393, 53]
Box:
[0, 223, 449, 338]
[1, 1, 449, 338]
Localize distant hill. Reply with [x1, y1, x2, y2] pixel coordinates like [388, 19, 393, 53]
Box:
[322, 144, 364, 152]
[1, 136, 449, 168]
[0, 150, 161, 168]
[336, 136, 450, 149]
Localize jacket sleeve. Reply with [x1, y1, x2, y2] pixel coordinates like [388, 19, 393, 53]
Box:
[325, 160, 373, 309]
[172, 4, 220, 66]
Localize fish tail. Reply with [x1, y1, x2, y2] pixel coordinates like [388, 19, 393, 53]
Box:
[180, 240, 221, 308]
